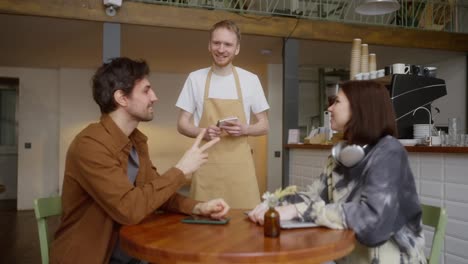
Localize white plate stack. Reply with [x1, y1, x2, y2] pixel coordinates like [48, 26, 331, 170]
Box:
[413, 124, 432, 140]
[350, 38, 361, 80]
[399, 139, 419, 146]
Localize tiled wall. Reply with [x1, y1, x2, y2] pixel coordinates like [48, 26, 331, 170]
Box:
[288, 149, 468, 264]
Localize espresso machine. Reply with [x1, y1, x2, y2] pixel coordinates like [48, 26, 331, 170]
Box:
[388, 74, 447, 139]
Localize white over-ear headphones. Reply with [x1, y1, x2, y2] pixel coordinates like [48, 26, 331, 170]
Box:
[331, 141, 369, 167]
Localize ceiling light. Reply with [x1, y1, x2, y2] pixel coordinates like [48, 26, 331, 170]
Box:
[355, 0, 400, 16]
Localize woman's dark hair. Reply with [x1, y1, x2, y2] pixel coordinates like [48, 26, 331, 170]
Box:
[92, 57, 149, 114]
[341, 80, 397, 145]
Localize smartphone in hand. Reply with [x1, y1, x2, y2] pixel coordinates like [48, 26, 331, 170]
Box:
[216, 116, 238, 127]
[181, 215, 230, 225]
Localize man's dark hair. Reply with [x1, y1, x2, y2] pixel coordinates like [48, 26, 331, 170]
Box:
[92, 57, 149, 114]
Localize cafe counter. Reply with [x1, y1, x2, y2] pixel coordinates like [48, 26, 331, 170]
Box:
[285, 143, 468, 262]
[286, 143, 468, 153]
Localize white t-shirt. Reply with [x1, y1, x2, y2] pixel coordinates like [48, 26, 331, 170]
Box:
[176, 67, 270, 126]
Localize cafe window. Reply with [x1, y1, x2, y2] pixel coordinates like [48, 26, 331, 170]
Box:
[0, 78, 18, 146]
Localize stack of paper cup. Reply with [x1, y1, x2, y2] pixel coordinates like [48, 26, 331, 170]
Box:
[369, 53, 376, 72]
[350, 38, 361, 80]
[360, 44, 369, 74]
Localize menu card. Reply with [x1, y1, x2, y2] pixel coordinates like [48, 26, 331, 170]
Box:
[288, 129, 300, 144]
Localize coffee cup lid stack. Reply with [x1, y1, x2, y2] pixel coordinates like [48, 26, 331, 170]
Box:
[350, 38, 361, 80]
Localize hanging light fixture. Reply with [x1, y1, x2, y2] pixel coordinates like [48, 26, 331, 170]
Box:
[355, 0, 400, 15]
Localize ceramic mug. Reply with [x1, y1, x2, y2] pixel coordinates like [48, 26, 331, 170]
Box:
[392, 63, 410, 74]
[384, 65, 392, 75]
[412, 65, 424, 76]
[405, 64, 412, 74]
[377, 69, 385, 78]
[431, 136, 441, 146]
[424, 66, 437, 78]
[369, 71, 378, 79]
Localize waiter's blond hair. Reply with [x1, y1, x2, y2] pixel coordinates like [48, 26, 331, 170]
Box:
[210, 20, 241, 44]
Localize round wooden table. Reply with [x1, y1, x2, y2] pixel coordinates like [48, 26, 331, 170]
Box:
[120, 209, 355, 264]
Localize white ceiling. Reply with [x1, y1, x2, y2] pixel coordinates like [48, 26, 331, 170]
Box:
[0, 14, 463, 72]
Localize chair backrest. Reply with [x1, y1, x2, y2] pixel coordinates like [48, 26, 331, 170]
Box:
[421, 204, 447, 264]
[34, 196, 62, 264]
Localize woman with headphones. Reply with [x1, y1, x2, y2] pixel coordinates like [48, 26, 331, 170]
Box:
[249, 80, 426, 264]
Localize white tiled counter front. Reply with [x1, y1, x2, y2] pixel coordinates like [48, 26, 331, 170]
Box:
[287, 145, 468, 264]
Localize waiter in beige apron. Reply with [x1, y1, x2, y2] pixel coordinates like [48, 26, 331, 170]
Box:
[176, 20, 270, 209]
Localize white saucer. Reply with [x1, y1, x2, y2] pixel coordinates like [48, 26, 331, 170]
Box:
[399, 139, 419, 146]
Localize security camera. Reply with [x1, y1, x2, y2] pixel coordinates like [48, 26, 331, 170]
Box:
[105, 6, 117, 16]
[103, 0, 122, 7]
[103, 0, 122, 16]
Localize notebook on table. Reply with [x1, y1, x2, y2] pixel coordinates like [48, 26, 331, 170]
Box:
[280, 219, 318, 229]
[244, 211, 318, 229]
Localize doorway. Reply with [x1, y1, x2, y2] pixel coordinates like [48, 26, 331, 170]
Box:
[0, 77, 19, 210]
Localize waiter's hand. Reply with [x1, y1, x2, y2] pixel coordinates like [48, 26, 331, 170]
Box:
[175, 129, 219, 177]
[220, 120, 248, 137]
[192, 198, 230, 219]
[205, 125, 222, 140]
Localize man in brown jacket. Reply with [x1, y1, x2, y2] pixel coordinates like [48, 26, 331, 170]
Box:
[50, 57, 229, 264]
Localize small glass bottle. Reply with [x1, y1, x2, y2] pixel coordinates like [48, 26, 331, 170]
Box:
[264, 201, 280, 238]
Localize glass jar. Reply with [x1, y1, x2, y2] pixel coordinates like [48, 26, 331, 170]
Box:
[264, 206, 280, 238]
[448, 117, 459, 146]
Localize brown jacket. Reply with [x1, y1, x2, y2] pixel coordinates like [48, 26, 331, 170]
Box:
[50, 115, 197, 263]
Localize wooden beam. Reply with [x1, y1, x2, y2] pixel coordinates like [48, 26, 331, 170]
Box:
[1, 0, 468, 51]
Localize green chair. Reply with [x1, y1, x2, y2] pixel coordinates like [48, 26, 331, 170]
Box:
[421, 204, 447, 264]
[34, 196, 62, 264]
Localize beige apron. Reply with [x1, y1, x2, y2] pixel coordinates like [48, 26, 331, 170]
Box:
[190, 66, 261, 209]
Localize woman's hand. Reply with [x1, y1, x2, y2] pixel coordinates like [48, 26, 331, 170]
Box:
[276, 204, 299, 222]
[248, 203, 268, 225]
[248, 203, 298, 225]
[192, 198, 230, 219]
